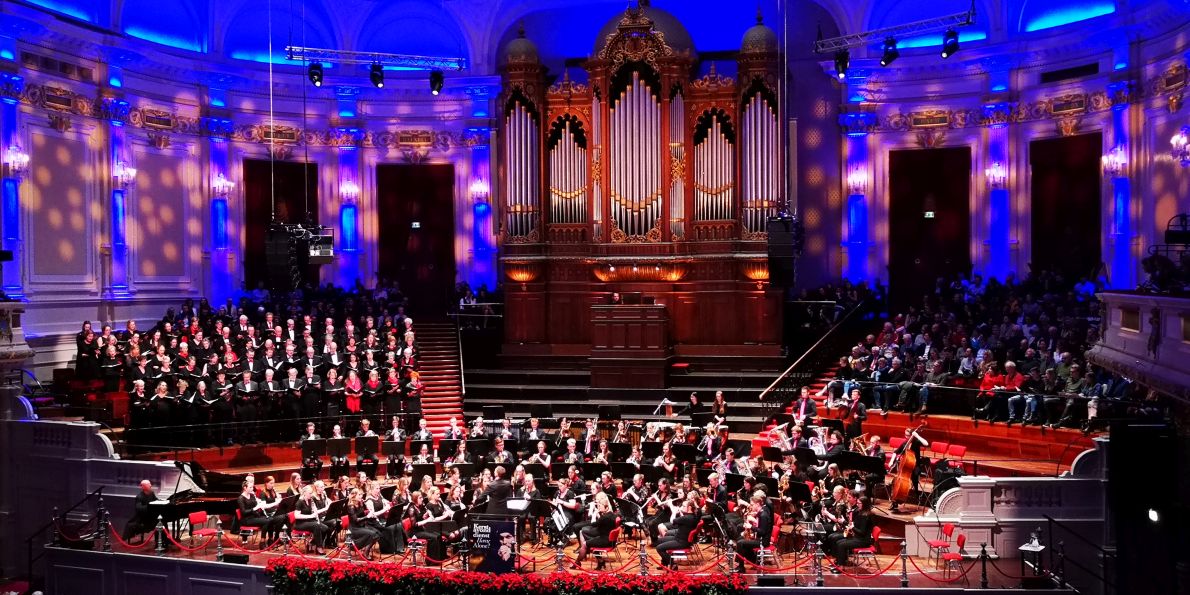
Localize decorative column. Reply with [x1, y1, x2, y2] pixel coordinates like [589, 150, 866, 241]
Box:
[982, 102, 1013, 282]
[1105, 81, 1133, 289]
[840, 112, 874, 284]
[102, 97, 134, 298]
[336, 135, 362, 288]
[0, 73, 26, 299]
[204, 108, 236, 303]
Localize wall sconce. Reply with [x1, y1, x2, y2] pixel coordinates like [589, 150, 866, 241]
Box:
[469, 179, 490, 203]
[3, 144, 30, 180]
[340, 180, 361, 204]
[1172, 126, 1190, 168]
[845, 168, 868, 196]
[212, 172, 235, 198]
[113, 160, 137, 188]
[985, 161, 1007, 188]
[1101, 146, 1128, 177]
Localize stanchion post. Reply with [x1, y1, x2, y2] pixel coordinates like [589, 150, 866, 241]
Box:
[345, 533, 355, 563]
[979, 542, 989, 589]
[1056, 540, 1066, 589]
[460, 538, 470, 572]
[154, 516, 165, 556]
[215, 520, 224, 562]
[814, 540, 824, 587]
[281, 523, 290, 557]
[638, 537, 648, 576]
[555, 542, 565, 572]
[49, 507, 60, 547]
[900, 541, 909, 587]
[726, 540, 736, 576]
[98, 497, 111, 552]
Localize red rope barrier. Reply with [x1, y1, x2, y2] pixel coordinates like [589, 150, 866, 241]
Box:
[734, 551, 814, 573]
[221, 532, 283, 554]
[907, 554, 978, 583]
[53, 518, 97, 543]
[162, 529, 216, 552]
[106, 522, 156, 550]
[826, 552, 901, 579]
[672, 554, 727, 574]
[571, 552, 640, 574]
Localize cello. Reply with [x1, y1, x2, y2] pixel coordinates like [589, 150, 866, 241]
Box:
[888, 422, 927, 508]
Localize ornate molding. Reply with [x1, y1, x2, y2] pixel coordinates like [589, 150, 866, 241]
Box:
[596, 4, 677, 72]
[1056, 116, 1081, 137]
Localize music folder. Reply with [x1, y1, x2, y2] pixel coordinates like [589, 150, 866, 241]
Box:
[439, 439, 461, 457]
[326, 438, 351, 458]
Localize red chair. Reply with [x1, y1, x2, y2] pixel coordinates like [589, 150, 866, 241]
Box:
[287, 511, 314, 551]
[947, 444, 968, 462]
[926, 522, 955, 567]
[941, 533, 968, 580]
[404, 517, 428, 563]
[589, 522, 622, 567]
[851, 525, 881, 570]
[889, 437, 906, 450]
[668, 520, 705, 566]
[755, 517, 784, 567]
[235, 509, 258, 544]
[930, 441, 950, 460]
[187, 511, 218, 547]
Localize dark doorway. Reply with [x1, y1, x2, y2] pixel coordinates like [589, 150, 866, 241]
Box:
[1030, 133, 1102, 280]
[888, 147, 972, 308]
[242, 159, 319, 289]
[376, 164, 456, 315]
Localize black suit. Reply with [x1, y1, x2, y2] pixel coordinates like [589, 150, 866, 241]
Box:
[122, 490, 158, 540]
[656, 513, 699, 566]
[833, 510, 873, 564]
[792, 397, 818, 424]
[480, 479, 514, 513]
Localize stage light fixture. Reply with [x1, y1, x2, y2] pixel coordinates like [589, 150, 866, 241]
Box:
[834, 50, 849, 81]
[369, 63, 384, 88]
[308, 62, 324, 87]
[941, 29, 959, 58]
[429, 69, 444, 95]
[880, 38, 899, 67]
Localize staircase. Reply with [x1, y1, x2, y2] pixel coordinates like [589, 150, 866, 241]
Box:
[414, 322, 464, 434]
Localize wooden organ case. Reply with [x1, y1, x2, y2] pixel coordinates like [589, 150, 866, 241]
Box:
[498, 5, 785, 375]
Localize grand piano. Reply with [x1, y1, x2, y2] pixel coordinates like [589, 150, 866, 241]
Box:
[148, 461, 243, 533]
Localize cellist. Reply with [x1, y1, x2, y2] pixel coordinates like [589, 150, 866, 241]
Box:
[887, 425, 929, 513]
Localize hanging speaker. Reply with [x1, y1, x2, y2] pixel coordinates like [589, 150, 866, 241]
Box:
[767, 216, 797, 287]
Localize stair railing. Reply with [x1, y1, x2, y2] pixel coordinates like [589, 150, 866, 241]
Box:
[758, 300, 870, 413]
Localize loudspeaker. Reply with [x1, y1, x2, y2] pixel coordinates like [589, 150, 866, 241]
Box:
[756, 575, 785, 586]
[222, 552, 251, 565]
[933, 458, 965, 486]
[767, 217, 799, 287]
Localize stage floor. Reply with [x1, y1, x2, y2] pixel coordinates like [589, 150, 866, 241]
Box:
[100, 531, 1029, 589]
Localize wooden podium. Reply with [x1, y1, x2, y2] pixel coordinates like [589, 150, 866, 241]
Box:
[589, 304, 669, 389]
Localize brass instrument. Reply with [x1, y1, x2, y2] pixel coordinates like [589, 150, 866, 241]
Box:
[851, 433, 869, 453]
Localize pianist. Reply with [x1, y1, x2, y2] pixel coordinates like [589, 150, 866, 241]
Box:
[121, 480, 159, 541]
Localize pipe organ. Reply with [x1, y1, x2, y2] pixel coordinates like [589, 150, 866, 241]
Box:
[498, 3, 785, 360]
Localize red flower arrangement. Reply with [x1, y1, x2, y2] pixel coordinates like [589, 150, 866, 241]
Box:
[267, 557, 749, 595]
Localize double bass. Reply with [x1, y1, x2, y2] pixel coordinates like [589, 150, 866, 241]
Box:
[888, 422, 927, 506]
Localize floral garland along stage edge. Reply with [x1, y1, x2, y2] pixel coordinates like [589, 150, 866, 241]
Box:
[267, 557, 749, 595]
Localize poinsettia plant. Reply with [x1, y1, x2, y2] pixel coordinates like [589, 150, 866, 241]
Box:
[267, 557, 749, 595]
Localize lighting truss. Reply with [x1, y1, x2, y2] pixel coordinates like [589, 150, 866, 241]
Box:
[812, 6, 977, 54]
[284, 46, 467, 71]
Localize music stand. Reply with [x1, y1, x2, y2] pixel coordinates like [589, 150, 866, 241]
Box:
[818, 418, 845, 437]
[522, 463, 547, 481]
[381, 440, 405, 459]
[672, 444, 698, 464]
[451, 463, 477, 480]
[831, 451, 886, 478]
[530, 404, 553, 419]
[641, 465, 666, 485]
[411, 440, 433, 457]
[410, 463, 437, 487]
[724, 472, 746, 494]
[467, 438, 493, 459]
[727, 440, 753, 457]
[356, 436, 379, 458]
[784, 481, 812, 503]
[581, 462, 608, 480]
[691, 411, 716, 428]
[610, 462, 638, 482]
[608, 442, 632, 460]
[301, 438, 327, 460]
[754, 475, 778, 494]
[327, 438, 351, 459]
[641, 441, 662, 460]
[695, 467, 713, 486]
[439, 439, 461, 458]
[793, 447, 821, 468]
[482, 405, 505, 423]
[761, 446, 784, 463]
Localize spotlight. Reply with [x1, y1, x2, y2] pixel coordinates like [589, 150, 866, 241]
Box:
[429, 69, 444, 95]
[880, 38, 899, 67]
[941, 29, 959, 59]
[369, 63, 384, 88]
[834, 50, 849, 81]
[308, 62, 324, 87]
[1148, 508, 1160, 523]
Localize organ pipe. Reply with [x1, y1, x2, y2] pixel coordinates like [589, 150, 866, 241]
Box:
[504, 102, 540, 238]
[608, 72, 662, 238]
[694, 113, 734, 221]
[741, 94, 778, 233]
[548, 119, 588, 224]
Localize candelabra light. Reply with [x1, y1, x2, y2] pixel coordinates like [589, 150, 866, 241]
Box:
[3, 144, 30, 179]
[985, 161, 1007, 188]
[340, 180, 361, 204]
[845, 168, 868, 196]
[469, 179, 490, 203]
[1102, 146, 1128, 177]
[212, 172, 235, 197]
[1172, 126, 1190, 168]
[113, 160, 137, 188]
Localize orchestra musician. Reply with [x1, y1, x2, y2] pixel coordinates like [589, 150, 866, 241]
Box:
[523, 417, 546, 442]
[591, 439, 612, 464]
[258, 476, 284, 544]
[346, 488, 381, 560]
[412, 418, 434, 441]
[734, 490, 773, 572]
[293, 485, 330, 555]
[611, 420, 631, 444]
[561, 438, 583, 465]
[490, 437, 515, 466]
[625, 445, 645, 468]
[655, 497, 699, 570]
[622, 474, 649, 506]
[888, 426, 929, 513]
[237, 479, 283, 549]
[526, 441, 552, 468]
[791, 386, 818, 426]
[573, 492, 618, 570]
[443, 417, 464, 440]
[831, 497, 874, 570]
[840, 387, 868, 442]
